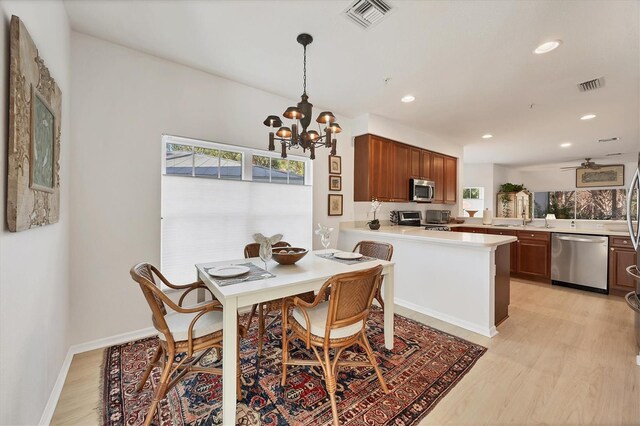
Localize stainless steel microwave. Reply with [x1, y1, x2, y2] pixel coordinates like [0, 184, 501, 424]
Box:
[410, 178, 435, 202]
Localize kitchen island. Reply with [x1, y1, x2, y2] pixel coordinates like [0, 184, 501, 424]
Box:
[338, 223, 516, 337]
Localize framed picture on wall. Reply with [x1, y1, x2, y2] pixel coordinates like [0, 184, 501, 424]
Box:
[328, 194, 343, 216]
[576, 165, 624, 188]
[329, 155, 342, 174]
[329, 175, 342, 191]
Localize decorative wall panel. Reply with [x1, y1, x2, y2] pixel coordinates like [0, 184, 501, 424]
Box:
[7, 16, 61, 232]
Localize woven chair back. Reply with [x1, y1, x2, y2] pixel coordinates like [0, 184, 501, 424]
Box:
[244, 241, 291, 258]
[353, 241, 393, 261]
[325, 265, 383, 336]
[130, 263, 172, 339]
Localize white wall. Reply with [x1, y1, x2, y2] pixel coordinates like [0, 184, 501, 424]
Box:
[69, 33, 353, 344]
[462, 163, 494, 214]
[352, 114, 465, 220]
[0, 2, 71, 424]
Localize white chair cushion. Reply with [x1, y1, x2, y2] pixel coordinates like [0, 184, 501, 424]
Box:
[158, 305, 223, 342]
[292, 301, 363, 339]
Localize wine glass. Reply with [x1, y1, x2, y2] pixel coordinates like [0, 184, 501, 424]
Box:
[315, 224, 333, 251]
[321, 235, 331, 250]
[258, 242, 272, 271]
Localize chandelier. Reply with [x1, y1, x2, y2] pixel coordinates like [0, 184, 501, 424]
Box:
[263, 33, 341, 160]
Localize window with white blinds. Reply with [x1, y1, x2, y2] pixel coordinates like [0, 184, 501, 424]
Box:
[161, 135, 313, 284]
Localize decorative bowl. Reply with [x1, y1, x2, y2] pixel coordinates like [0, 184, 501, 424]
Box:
[271, 247, 308, 265]
[465, 210, 478, 217]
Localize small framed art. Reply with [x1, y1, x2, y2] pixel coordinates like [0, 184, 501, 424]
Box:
[329, 155, 342, 174]
[329, 175, 342, 191]
[576, 165, 625, 188]
[328, 194, 343, 216]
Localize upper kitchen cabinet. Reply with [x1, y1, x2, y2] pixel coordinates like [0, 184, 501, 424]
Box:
[354, 133, 457, 203]
[354, 134, 395, 201]
[393, 143, 410, 201]
[431, 153, 457, 204]
[443, 155, 457, 204]
[431, 154, 445, 203]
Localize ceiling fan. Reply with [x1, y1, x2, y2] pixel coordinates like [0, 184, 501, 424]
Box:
[560, 158, 604, 171]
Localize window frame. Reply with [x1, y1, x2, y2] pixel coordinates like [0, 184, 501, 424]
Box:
[532, 188, 634, 221]
[251, 154, 306, 185]
[162, 134, 312, 186]
[463, 187, 484, 200]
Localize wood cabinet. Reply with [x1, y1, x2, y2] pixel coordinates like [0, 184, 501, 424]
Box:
[487, 229, 518, 273]
[609, 236, 638, 295]
[431, 153, 444, 203]
[393, 144, 410, 201]
[354, 134, 457, 203]
[410, 148, 421, 177]
[443, 156, 457, 204]
[453, 226, 487, 234]
[516, 230, 550, 279]
[354, 135, 392, 201]
[421, 150, 432, 180]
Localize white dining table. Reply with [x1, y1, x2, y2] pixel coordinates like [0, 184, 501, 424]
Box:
[195, 249, 395, 426]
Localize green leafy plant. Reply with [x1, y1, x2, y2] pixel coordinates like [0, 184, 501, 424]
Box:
[498, 183, 524, 193]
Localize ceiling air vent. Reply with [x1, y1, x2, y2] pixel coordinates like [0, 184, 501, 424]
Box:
[598, 137, 620, 143]
[577, 77, 605, 92]
[344, 0, 394, 29]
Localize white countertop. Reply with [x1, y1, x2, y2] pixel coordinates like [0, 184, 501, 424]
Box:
[340, 223, 516, 248]
[450, 223, 631, 237]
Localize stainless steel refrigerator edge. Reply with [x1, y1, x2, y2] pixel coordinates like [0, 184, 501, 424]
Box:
[624, 152, 640, 366]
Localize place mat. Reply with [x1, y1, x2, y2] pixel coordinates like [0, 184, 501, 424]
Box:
[316, 252, 378, 265]
[206, 262, 274, 286]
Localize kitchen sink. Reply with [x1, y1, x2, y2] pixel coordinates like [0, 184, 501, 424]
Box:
[493, 224, 552, 229]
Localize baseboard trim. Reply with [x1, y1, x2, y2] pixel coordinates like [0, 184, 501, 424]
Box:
[38, 327, 156, 425]
[395, 298, 498, 338]
[38, 349, 74, 425]
[70, 327, 156, 355]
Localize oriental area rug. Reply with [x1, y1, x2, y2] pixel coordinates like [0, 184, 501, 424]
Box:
[101, 309, 486, 426]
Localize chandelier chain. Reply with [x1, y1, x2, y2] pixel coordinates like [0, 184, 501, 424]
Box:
[303, 45, 307, 95]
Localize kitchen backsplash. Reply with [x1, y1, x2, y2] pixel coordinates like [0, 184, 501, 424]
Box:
[353, 201, 457, 223]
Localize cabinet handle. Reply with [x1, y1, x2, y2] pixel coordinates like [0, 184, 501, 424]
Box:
[623, 240, 628, 244]
[611, 248, 614, 251]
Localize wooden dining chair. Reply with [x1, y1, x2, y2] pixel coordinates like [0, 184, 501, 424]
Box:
[243, 241, 314, 356]
[281, 265, 389, 426]
[130, 263, 245, 426]
[352, 241, 393, 311]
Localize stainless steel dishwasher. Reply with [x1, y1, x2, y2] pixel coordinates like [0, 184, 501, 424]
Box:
[551, 233, 609, 293]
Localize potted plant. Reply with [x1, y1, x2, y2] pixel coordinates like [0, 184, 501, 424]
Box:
[497, 183, 525, 218]
[368, 199, 382, 230]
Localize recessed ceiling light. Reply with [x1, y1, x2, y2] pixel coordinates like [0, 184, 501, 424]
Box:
[401, 95, 415, 103]
[560, 142, 572, 148]
[580, 114, 596, 120]
[534, 40, 562, 54]
[481, 134, 493, 139]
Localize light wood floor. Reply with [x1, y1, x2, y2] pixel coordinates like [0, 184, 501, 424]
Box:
[51, 278, 640, 425]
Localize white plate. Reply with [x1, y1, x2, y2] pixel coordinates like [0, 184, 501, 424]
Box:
[334, 252, 363, 260]
[207, 265, 250, 278]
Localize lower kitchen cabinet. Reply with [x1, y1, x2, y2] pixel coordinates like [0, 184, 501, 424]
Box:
[516, 230, 550, 279]
[453, 226, 487, 233]
[609, 236, 638, 295]
[487, 229, 518, 273]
